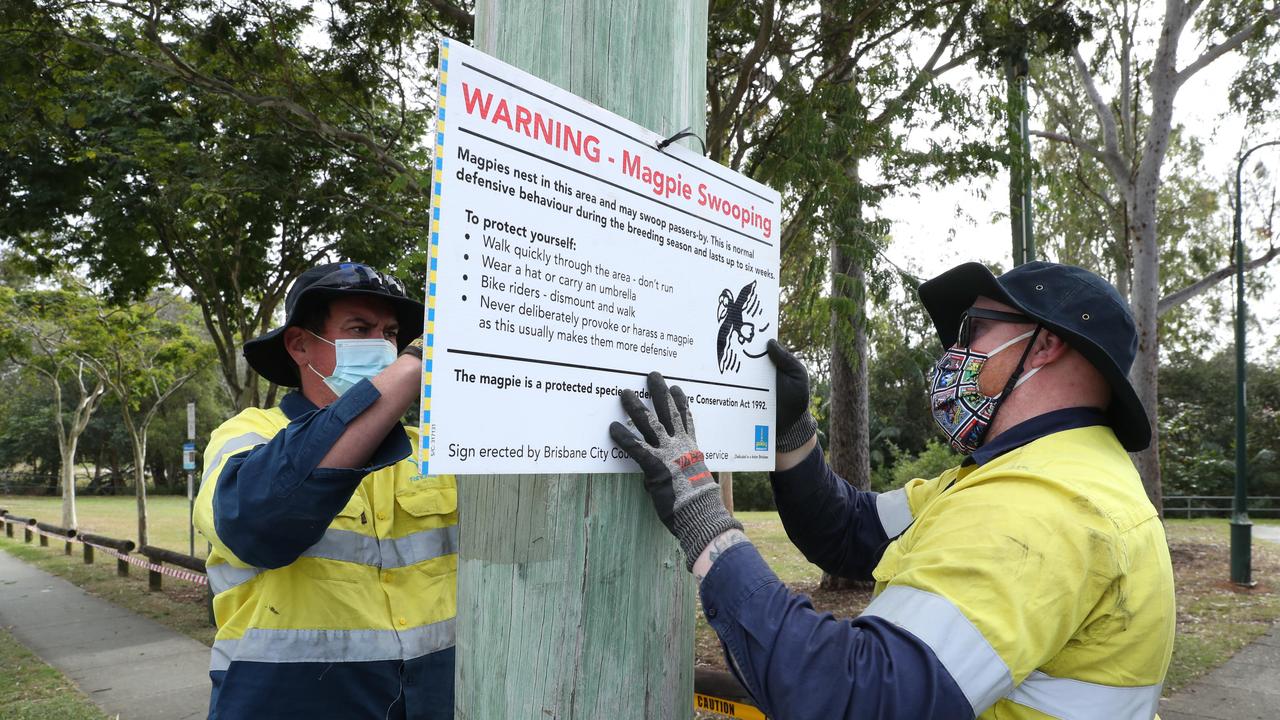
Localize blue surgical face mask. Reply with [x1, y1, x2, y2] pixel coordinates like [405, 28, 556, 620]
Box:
[307, 331, 397, 396]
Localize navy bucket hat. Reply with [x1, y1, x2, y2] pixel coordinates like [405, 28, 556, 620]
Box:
[243, 262, 425, 388]
[918, 260, 1150, 452]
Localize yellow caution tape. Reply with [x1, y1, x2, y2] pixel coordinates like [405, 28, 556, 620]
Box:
[694, 692, 767, 719]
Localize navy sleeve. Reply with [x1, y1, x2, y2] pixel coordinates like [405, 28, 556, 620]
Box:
[701, 542, 972, 720]
[213, 379, 411, 568]
[769, 443, 889, 580]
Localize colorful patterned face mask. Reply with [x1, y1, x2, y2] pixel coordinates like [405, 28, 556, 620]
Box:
[928, 328, 1041, 454]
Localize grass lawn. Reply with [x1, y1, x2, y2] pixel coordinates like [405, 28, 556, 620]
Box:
[0, 626, 108, 720]
[696, 514, 1280, 698]
[0, 494, 207, 559]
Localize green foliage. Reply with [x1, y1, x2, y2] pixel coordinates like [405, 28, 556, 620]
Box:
[706, 0, 1013, 360]
[0, 1, 470, 407]
[967, 2, 1095, 72]
[728, 472, 775, 512]
[879, 439, 961, 491]
[0, 272, 222, 497]
[1159, 353, 1280, 498]
[0, 363, 60, 475]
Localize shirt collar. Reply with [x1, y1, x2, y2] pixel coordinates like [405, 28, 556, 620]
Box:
[966, 406, 1109, 466]
[279, 390, 319, 421]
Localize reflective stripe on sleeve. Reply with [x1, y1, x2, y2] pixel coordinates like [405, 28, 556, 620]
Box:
[209, 617, 456, 671]
[299, 525, 459, 569]
[875, 488, 914, 538]
[206, 563, 263, 594]
[1006, 670, 1162, 720]
[202, 432, 270, 484]
[861, 584, 1013, 714]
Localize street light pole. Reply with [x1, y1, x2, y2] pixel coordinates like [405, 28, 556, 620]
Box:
[1230, 139, 1279, 587]
[1005, 46, 1034, 266]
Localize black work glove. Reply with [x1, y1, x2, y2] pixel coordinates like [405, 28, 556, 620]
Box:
[767, 340, 818, 452]
[609, 372, 743, 570]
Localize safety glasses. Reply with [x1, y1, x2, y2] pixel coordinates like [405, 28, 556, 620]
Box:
[314, 263, 407, 298]
[957, 307, 1033, 347]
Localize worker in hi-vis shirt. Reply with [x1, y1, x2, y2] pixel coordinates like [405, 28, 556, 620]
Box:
[610, 260, 1174, 719]
[194, 262, 456, 719]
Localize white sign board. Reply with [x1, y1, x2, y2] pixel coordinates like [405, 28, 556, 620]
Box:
[419, 39, 780, 475]
[186, 401, 196, 440]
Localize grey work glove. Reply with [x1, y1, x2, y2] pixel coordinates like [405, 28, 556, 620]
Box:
[609, 372, 743, 570]
[767, 340, 818, 452]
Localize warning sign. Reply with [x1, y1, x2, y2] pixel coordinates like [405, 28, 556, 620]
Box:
[417, 39, 781, 476]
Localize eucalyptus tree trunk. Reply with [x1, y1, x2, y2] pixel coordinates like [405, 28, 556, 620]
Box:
[1050, 1, 1280, 513]
[123, 410, 150, 547]
[59, 438, 80, 530]
[457, 2, 705, 716]
[824, 215, 873, 592]
[828, 244, 871, 493]
[47, 363, 105, 529]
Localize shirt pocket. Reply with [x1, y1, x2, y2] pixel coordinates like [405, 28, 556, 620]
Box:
[331, 493, 368, 529]
[871, 538, 904, 586]
[395, 485, 458, 528]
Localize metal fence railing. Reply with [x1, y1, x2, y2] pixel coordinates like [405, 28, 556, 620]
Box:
[1162, 496, 1280, 519]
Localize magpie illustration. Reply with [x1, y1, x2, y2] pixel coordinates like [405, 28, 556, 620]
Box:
[717, 280, 770, 373]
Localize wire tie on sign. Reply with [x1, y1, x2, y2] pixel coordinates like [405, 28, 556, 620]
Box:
[655, 126, 707, 155]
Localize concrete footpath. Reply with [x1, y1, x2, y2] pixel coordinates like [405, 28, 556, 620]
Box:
[0, 548, 210, 720]
[1160, 625, 1280, 720]
[1159, 525, 1280, 720]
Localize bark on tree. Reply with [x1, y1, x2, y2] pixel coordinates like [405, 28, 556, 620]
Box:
[828, 238, 872, 491]
[824, 234, 873, 592]
[719, 472, 735, 515]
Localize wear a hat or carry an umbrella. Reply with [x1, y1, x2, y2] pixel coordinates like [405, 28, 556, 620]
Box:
[243, 262, 425, 388]
[918, 260, 1151, 452]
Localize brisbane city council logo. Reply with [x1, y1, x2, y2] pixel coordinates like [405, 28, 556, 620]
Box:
[716, 280, 770, 373]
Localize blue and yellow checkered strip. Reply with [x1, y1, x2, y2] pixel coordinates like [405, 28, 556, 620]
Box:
[420, 38, 449, 475]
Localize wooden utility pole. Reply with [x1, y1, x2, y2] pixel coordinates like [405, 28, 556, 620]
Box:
[457, 2, 707, 717]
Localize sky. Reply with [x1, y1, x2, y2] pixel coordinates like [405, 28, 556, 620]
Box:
[876, 31, 1280, 361]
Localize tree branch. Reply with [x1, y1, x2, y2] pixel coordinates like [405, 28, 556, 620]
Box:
[1029, 129, 1107, 163]
[422, 0, 474, 35]
[708, 0, 776, 155]
[869, 3, 974, 128]
[1175, 6, 1280, 86]
[1070, 45, 1129, 183]
[1158, 245, 1280, 316]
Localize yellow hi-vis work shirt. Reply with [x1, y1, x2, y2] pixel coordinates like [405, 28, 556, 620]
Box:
[864, 424, 1175, 718]
[193, 382, 456, 719]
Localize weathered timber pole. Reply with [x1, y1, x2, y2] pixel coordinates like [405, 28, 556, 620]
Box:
[458, 2, 706, 717]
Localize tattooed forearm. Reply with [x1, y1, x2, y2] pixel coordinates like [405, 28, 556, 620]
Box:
[692, 529, 750, 585]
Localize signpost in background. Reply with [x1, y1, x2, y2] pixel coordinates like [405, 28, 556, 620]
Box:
[184, 402, 196, 557]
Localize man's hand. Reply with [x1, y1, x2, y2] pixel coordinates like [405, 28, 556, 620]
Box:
[609, 372, 743, 570]
[768, 340, 818, 452]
